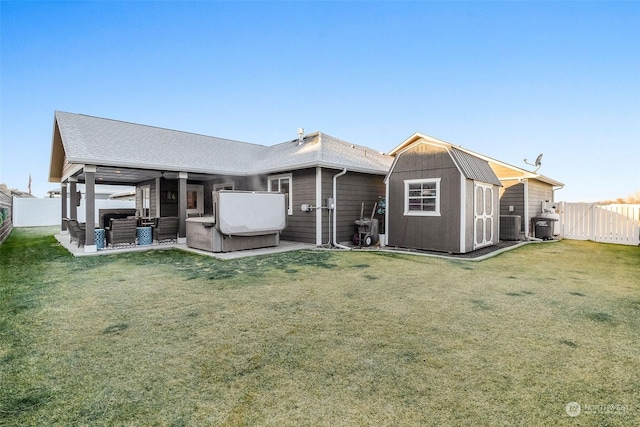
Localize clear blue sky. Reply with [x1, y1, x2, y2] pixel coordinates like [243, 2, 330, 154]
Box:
[1, 1, 639, 202]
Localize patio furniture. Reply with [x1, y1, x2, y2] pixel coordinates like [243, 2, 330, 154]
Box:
[94, 228, 106, 250]
[136, 227, 153, 245]
[99, 209, 136, 230]
[106, 217, 137, 247]
[67, 218, 86, 247]
[153, 216, 178, 242]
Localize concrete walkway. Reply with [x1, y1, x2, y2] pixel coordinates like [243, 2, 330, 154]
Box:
[55, 232, 542, 262]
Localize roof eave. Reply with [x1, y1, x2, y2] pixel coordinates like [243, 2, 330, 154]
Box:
[63, 157, 248, 179]
[252, 161, 389, 176]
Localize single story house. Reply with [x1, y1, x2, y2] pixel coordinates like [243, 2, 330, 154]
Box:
[384, 133, 564, 253]
[49, 111, 392, 252]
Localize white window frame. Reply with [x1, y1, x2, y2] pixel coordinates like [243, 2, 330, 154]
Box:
[268, 173, 293, 215]
[213, 182, 235, 192]
[404, 178, 441, 216]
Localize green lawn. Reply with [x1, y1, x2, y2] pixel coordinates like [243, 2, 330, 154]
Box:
[1, 227, 639, 426]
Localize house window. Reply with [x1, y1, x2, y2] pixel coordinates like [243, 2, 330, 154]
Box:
[404, 178, 441, 216]
[186, 184, 204, 216]
[268, 173, 292, 215]
[213, 182, 235, 192]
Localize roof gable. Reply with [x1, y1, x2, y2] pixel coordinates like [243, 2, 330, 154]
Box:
[384, 138, 501, 186]
[53, 111, 269, 176]
[388, 132, 563, 187]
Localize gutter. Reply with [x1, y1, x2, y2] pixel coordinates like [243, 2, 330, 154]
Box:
[332, 168, 351, 250]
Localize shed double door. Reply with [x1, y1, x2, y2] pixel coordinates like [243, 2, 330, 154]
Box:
[474, 183, 494, 249]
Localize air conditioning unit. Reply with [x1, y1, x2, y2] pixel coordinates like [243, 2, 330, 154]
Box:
[500, 215, 521, 241]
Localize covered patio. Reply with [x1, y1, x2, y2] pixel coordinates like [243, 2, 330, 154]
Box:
[49, 111, 269, 253]
[54, 163, 219, 253]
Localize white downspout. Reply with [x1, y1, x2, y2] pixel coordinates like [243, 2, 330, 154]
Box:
[460, 172, 466, 253]
[384, 178, 390, 246]
[315, 167, 323, 246]
[332, 168, 351, 250]
[523, 178, 530, 239]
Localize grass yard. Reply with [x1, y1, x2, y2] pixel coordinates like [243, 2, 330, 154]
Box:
[1, 227, 639, 426]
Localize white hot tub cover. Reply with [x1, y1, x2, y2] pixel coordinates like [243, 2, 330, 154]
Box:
[215, 191, 287, 236]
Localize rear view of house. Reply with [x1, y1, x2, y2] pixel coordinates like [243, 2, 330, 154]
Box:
[49, 111, 391, 252]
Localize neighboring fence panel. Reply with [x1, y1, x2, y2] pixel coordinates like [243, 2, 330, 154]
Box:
[13, 198, 135, 227]
[0, 192, 12, 245]
[558, 202, 640, 246]
[12, 198, 61, 227]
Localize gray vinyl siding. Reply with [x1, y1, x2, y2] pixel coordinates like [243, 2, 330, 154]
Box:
[527, 179, 554, 233]
[493, 191, 500, 247]
[154, 168, 385, 245]
[276, 167, 385, 245]
[387, 144, 463, 253]
[499, 178, 553, 234]
[277, 168, 317, 243]
[159, 179, 178, 217]
[203, 176, 267, 216]
[500, 180, 526, 231]
[333, 170, 386, 244]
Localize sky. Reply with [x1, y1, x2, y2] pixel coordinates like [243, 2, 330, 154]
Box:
[1, 0, 639, 202]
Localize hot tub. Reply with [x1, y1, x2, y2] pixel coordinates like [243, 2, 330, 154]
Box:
[186, 191, 287, 253]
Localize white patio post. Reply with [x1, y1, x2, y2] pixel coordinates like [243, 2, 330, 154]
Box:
[177, 172, 188, 243]
[69, 178, 78, 220]
[84, 165, 97, 253]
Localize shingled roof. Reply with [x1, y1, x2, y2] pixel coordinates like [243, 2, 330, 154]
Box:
[50, 111, 392, 182]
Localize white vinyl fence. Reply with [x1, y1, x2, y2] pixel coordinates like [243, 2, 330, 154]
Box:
[557, 202, 640, 246]
[13, 198, 135, 227]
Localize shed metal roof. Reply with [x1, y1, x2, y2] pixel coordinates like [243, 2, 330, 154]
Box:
[449, 148, 502, 186]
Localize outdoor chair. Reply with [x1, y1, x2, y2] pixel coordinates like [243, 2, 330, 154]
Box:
[153, 216, 178, 242]
[67, 218, 86, 247]
[107, 217, 137, 247]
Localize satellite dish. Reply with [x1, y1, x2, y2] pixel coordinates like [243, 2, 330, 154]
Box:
[524, 153, 543, 172]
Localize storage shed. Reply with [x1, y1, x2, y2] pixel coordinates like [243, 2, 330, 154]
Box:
[384, 133, 502, 254]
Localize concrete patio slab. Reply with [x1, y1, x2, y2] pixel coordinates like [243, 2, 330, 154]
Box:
[54, 233, 314, 259]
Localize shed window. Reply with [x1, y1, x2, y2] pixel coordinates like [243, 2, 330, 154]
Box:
[268, 173, 292, 215]
[404, 178, 441, 216]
